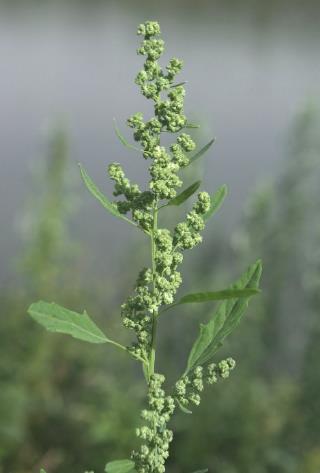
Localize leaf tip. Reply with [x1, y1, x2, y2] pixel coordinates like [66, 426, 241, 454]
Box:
[221, 183, 228, 193]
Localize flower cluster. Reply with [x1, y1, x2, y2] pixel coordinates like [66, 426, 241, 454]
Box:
[108, 163, 154, 231]
[174, 358, 236, 409]
[121, 225, 184, 361]
[121, 268, 154, 361]
[133, 374, 175, 473]
[173, 191, 211, 250]
[154, 229, 182, 305]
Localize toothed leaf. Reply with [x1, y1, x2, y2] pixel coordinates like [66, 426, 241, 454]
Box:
[28, 301, 110, 344]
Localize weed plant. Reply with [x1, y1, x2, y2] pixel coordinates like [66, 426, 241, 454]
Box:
[28, 21, 262, 473]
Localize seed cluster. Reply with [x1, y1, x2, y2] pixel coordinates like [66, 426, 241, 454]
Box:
[133, 374, 175, 473]
[132, 359, 236, 472]
[174, 358, 236, 409]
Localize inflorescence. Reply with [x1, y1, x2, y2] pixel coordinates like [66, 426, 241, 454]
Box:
[110, 20, 211, 363]
[105, 21, 238, 473]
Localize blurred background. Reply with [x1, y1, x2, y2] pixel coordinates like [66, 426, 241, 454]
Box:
[1, 1, 320, 472]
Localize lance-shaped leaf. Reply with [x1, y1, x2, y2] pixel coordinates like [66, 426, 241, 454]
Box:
[177, 288, 260, 305]
[188, 138, 215, 166]
[113, 118, 140, 152]
[185, 260, 262, 373]
[176, 398, 193, 415]
[162, 287, 259, 314]
[105, 459, 136, 473]
[170, 81, 187, 88]
[28, 301, 111, 344]
[79, 164, 137, 229]
[203, 185, 228, 221]
[79, 164, 121, 217]
[167, 181, 201, 207]
[185, 122, 200, 129]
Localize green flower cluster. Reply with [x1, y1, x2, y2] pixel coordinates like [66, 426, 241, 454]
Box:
[174, 358, 236, 408]
[108, 163, 154, 231]
[174, 191, 211, 250]
[133, 374, 175, 473]
[121, 223, 184, 361]
[107, 20, 199, 235]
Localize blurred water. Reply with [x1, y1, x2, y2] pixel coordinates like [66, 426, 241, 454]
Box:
[0, 1, 320, 286]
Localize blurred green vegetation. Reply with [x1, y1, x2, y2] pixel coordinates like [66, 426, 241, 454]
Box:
[0, 106, 320, 472]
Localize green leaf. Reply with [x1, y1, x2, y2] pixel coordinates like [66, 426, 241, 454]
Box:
[203, 185, 228, 221]
[188, 139, 215, 165]
[170, 81, 187, 88]
[176, 398, 193, 414]
[162, 287, 259, 314]
[79, 164, 121, 218]
[167, 181, 201, 206]
[79, 164, 139, 230]
[185, 260, 262, 373]
[28, 301, 110, 344]
[185, 122, 200, 129]
[177, 288, 260, 305]
[40, 469, 47, 473]
[105, 459, 136, 473]
[191, 469, 208, 473]
[113, 119, 140, 152]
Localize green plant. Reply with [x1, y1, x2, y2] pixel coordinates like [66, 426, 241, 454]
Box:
[27, 21, 262, 473]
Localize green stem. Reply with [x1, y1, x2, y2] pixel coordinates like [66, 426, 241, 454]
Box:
[108, 339, 146, 364]
[148, 200, 158, 380]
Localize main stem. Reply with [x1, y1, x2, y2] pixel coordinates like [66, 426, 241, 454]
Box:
[148, 199, 158, 380]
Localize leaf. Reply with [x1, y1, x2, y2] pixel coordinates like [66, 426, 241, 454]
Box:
[162, 287, 259, 314]
[188, 139, 215, 165]
[79, 164, 139, 230]
[177, 288, 260, 305]
[185, 260, 262, 373]
[185, 123, 200, 129]
[170, 81, 187, 88]
[191, 469, 208, 473]
[176, 398, 193, 414]
[79, 164, 121, 218]
[167, 181, 201, 206]
[105, 459, 136, 473]
[28, 301, 110, 344]
[40, 470, 47, 473]
[113, 119, 140, 152]
[203, 185, 228, 221]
